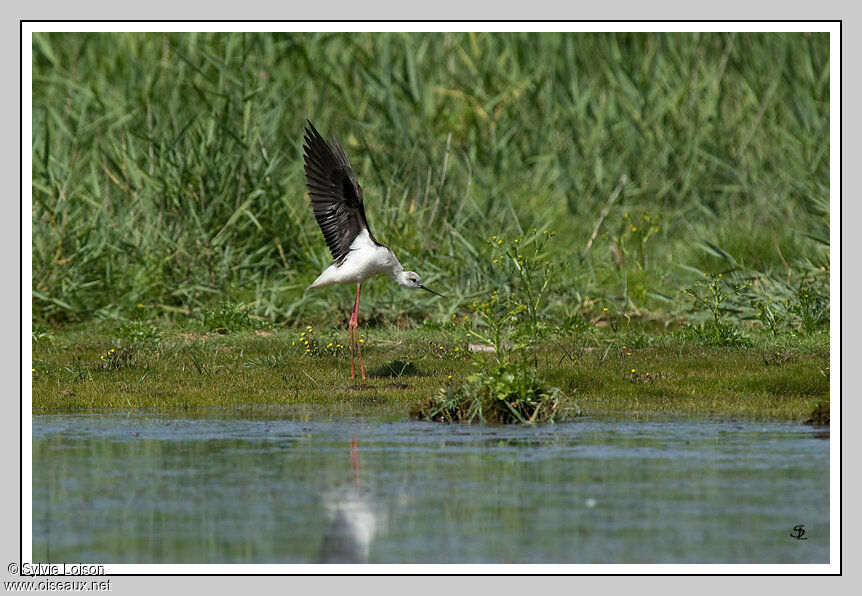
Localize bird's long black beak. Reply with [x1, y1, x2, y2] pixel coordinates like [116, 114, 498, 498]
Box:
[419, 285, 445, 298]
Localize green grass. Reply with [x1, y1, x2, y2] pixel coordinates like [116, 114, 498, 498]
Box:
[31, 32, 830, 421]
[32, 323, 829, 420]
[32, 32, 829, 328]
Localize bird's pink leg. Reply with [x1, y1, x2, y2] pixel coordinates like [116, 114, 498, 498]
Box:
[348, 323, 356, 379]
[348, 283, 365, 380]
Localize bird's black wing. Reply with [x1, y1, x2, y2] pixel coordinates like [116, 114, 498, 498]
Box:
[303, 121, 377, 265]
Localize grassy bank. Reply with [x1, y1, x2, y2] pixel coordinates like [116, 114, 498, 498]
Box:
[31, 321, 829, 420]
[31, 32, 830, 421]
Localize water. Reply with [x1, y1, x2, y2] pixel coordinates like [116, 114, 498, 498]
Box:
[32, 411, 829, 564]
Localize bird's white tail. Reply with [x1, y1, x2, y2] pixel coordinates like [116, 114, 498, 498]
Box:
[307, 265, 338, 290]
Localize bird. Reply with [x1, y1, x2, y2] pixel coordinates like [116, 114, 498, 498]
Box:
[302, 120, 443, 380]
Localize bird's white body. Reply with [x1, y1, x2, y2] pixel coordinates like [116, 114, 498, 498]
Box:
[307, 230, 403, 289]
[302, 121, 441, 379]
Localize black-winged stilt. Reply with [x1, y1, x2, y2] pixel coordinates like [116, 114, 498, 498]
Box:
[302, 121, 443, 380]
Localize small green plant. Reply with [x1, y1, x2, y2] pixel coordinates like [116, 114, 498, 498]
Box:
[468, 230, 558, 357]
[789, 279, 829, 333]
[243, 351, 289, 368]
[762, 350, 792, 366]
[493, 230, 557, 337]
[749, 297, 788, 336]
[468, 290, 520, 357]
[412, 360, 578, 424]
[608, 211, 662, 270]
[748, 275, 828, 335]
[201, 302, 264, 334]
[96, 347, 135, 371]
[182, 344, 212, 375]
[681, 273, 751, 346]
[681, 320, 750, 347]
[554, 313, 596, 337]
[115, 320, 162, 346]
[427, 340, 468, 360]
[293, 325, 346, 357]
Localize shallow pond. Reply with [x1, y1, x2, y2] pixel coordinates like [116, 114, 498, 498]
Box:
[32, 410, 829, 564]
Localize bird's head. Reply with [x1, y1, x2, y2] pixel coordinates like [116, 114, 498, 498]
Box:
[396, 271, 445, 297]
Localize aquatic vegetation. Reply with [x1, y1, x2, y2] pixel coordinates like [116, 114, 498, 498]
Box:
[412, 360, 578, 424]
[420, 231, 570, 424]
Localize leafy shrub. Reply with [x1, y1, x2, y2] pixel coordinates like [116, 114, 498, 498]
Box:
[412, 360, 579, 424]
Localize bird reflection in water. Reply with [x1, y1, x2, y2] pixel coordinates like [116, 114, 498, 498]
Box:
[318, 438, 385, 563]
